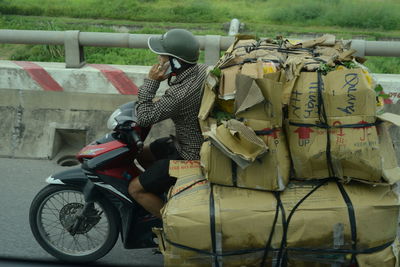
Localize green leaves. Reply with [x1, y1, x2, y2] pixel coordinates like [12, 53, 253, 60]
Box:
[318, 63, 334, 75]
[374, 84, 390, 99]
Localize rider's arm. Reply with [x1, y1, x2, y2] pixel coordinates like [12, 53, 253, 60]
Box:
[136, 78, 183, 127]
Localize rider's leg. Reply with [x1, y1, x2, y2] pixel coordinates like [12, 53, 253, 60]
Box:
[128, 177, 164, 218]
[128, 159, 176, 219]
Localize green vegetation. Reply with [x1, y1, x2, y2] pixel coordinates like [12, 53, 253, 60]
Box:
[1, 0, 399, 30]
[0, 0, 400, 73]
[266, 0, 400, 30]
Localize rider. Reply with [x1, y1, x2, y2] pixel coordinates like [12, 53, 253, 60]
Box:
[128, 29, 208, 218]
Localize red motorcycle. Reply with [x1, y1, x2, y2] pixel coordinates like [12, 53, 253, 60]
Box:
[29, 102, 162, 263]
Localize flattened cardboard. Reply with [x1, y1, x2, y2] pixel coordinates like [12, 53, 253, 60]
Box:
[198, 79, 217, 121]
[378, 112, 400, 126]
[204, 120, 268, 168]
[240, 61, 264, 79]
[236, 101, 272, 121]
[234, 74, 264, 114]
[255, 75, 284, 126]
[160, 173, 399, 266]
[219, 65, 241, 100]
[356, 245, 397, 267]
[230, 39, 257, 57]
[377, 113, 400, 184]
[169, 160, 202, 179]
[200, 141, 232, 186]
[300, 34, 336, 48]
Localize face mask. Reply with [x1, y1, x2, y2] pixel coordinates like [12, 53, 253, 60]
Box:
[168, 57, 182, 75]
[164, 61, 172, 75]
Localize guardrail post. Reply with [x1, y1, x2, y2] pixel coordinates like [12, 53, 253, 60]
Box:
[65, 30, 85, 68]
[204, 35, 221, 66]
[228, 18, 240, 36]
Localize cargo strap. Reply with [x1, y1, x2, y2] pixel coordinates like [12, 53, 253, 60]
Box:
[219, 58, 282, 70]
[288, 121, 378, 129]
[231, 161, 238, 187]
[254, 128, 276, 135]
[288, 241, 392, 254]
[209, 184, 218, 267]
[336, 181, 358, 265]
[169, 179, 208, 199]
[275, 179, 329, 267]
[316, 71, 336, 177]
[231, 43, 312, 55]
[163, 237, 393, 258]
[260, 192, 281, 267]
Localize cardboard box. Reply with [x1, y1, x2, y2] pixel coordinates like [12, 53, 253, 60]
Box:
[204, 119, 268, 169]
[200, 134, 289, 191]
[199, 70, 285, 132]
[159, 169, 399, 266]
[169, 160, 202, 179]
[377, 113, 400, 183]
[286, 116, 382, 182]
[286, 113, 400, 183]
[215, 37, 285, 101]
[201, 117, 290, 191]
[288, 68, 376, 121]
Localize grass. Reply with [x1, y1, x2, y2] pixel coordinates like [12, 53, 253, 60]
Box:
[0, 0, 400, 73]
[1, 0, 399, 30]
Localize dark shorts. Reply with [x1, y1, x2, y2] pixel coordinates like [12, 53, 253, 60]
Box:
[139, 137, 182, 194]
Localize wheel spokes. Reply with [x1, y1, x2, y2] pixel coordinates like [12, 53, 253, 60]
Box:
[37, 189, 110, 256]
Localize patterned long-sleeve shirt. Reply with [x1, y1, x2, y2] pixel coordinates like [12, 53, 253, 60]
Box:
[136, 64, 208, 160]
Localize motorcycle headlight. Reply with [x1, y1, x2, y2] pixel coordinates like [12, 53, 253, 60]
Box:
[107, 108, 121, 130]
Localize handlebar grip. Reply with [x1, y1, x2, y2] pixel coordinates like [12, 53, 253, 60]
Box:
[131, 131, 144, 151]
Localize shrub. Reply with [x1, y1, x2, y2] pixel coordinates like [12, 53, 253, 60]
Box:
[266, 0, 326, 24]
[325, 1, 400, 30]
[169, 1, 221, 23]
[364, 57, 400, 74]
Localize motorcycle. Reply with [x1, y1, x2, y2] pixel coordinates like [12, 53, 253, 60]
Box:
[29, 101, 162, 263]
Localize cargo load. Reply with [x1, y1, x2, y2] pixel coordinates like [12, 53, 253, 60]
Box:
[157, 161, 400, 267]
[198, 38, 291, 191]
[157, 35, 400, 267]
[199, 34, 400, 185]
[283, 40, 400, 183]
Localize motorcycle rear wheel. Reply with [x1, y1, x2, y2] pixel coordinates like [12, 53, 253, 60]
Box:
[29, 184, 119, 263]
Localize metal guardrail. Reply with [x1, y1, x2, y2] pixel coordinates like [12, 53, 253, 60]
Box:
[0, 29, 399, 68]
[0, 29, 234, 67]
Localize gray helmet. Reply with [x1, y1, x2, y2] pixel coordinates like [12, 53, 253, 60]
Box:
[148, 29, 200, 64]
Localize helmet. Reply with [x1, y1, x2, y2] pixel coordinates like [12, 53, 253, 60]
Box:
[148, 29, 200, 64]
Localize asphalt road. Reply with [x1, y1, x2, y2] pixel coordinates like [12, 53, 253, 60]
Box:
[0, 157, 163, 267]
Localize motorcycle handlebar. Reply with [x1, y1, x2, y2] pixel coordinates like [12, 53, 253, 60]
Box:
[131, 130, 144, 151]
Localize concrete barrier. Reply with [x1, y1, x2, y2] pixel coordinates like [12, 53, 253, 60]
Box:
[0, 60, 400, 161]
[0, 60, 174, 160]
[0, 60, 169, 96]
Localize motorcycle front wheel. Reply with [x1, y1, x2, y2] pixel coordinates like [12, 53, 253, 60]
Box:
[29, 184, 119, 263]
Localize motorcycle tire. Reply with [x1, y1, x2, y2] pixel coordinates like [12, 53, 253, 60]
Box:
[29, 184, 119, 263]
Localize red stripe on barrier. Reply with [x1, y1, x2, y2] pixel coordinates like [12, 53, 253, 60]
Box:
[379, 90, 394, 104]
[384, 98, 393, 104]
[90, 64, 139, 95]
[14, 61, 64, 91]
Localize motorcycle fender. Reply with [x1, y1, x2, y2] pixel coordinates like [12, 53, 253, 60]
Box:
[48, 167, 88, 187]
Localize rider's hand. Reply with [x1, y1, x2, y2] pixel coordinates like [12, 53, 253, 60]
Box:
[148, 61, 170, 81]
